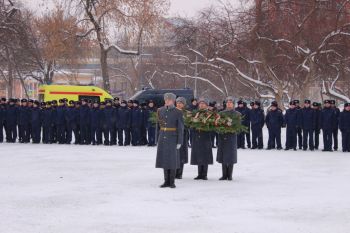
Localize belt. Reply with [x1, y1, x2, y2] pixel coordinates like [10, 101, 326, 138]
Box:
[160, 127, 177, 131]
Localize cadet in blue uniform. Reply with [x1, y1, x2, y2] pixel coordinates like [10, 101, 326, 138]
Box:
[65, 101, 77, 144]
[131, 100, 143, 146]
[236, 100, 250, 149]
[330, 100, 340, 151]
[284, 101, 298, 150]
[55, 99, 67, 144]
[139, 103, 148, 146]
[300, 100, 316, 151]
[30, 101, 42, 144]
[42, 102, 54, 144]
[73, 101, 81, 144]
[116, 100, 131, 146]
[90, 101, 102, 145]
[102, 100, 115, 145]
[266, 101, 284, 150]
[293, 100, 303, 149]
[320, 100, 337, 152]
[339, 103, 350, 152]
[18, 99, 31, 143]
[250, 101, 265, 149]
[145, 100, 157, 146]
[5, 98, 18, 143]
[79, 99, 91, 145]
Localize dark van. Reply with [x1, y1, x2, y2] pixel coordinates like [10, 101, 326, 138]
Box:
[130, 88, 194, 107]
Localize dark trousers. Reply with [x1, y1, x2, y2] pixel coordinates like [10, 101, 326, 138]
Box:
[56, 124, 66, 144]
[297, 127, 303, 149]
[52, 125, 57, 143]
[323, 129, 333, 151]
[0, 122, 3, 142]
[176, 163, 184, 178]
[43, 126, 53, 143]
[332, 129, 339, 150]
[91, 126, 102, 144]
[211, 132, 218, 147]
[285, 126, 297, 149]
[189, 129, 194, 146]
[314, 129, 320, 149]
[131, 127, 141, 146]
[245, 127, 251, 148]
[197, 165, 208, 178]
[80, 124, 90, 144]
[65, 125, 72, 144]
[341, 131, 350, 152]
[73, 125, 80, 144]
[252, 127, 263, 149]
[147, 127, 156, 146]
[31, 124, 41, 143]
[303, 129, 314, 150]
[103, 127, 116, 145]
[237, 133, 245, 148]
[5, 124, 17, 142]
[220, 164, 234, 180]
[117, 128, 131, 145]
[140, 126, 148, 145]
[19, 124, 30, 142]
[163, 169, 176, 186]
[268, 128, 282, 149]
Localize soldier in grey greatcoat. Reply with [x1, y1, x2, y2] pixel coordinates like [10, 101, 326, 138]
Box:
[156, 93, 184, 188]
[175, 97, 189, 179]
[190, 98, 213, 180]
[217, 96, 239, 181]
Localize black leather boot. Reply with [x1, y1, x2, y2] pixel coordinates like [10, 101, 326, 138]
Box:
[219, 164, 227, 180]
[194, 165, 202, 180]
[169, 170, 176, 188]
[160, 169, 169, 188]
[201, 165, 208, 180]
[176, 164, 184, 179]
[227, 165, 234, 181]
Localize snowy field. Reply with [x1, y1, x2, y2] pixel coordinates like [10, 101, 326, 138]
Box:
[1, 130, 350, 233]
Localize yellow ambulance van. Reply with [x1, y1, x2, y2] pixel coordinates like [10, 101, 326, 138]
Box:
[38, 85, 113, 102]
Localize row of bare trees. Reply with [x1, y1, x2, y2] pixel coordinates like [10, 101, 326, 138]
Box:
[150, 0, 350, 106]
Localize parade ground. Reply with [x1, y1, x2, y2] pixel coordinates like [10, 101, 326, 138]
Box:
[1, 136, 350, 233]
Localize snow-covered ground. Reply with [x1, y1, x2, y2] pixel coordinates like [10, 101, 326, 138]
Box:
[1, 130, 350, 233]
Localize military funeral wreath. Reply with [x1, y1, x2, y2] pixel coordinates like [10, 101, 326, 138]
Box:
[150, 110, 247, 134]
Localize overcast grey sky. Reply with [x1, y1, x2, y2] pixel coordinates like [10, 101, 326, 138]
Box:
[20, 0, 240, 17]
[168, 0, 239, 17]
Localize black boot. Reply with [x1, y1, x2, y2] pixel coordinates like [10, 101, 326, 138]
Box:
[169, 170, 176, 188]
[194, 165, 202, 180]
[227, 165, 234, 181]
[176, 164, 184, 179]
[219, 164, 227, 180]
[201, 165, 208, 180]
[160, 169, 169, 188]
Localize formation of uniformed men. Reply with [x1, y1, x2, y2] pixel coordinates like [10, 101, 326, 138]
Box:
[1, 96, 350, 154]
[0, 97, 157, 146]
